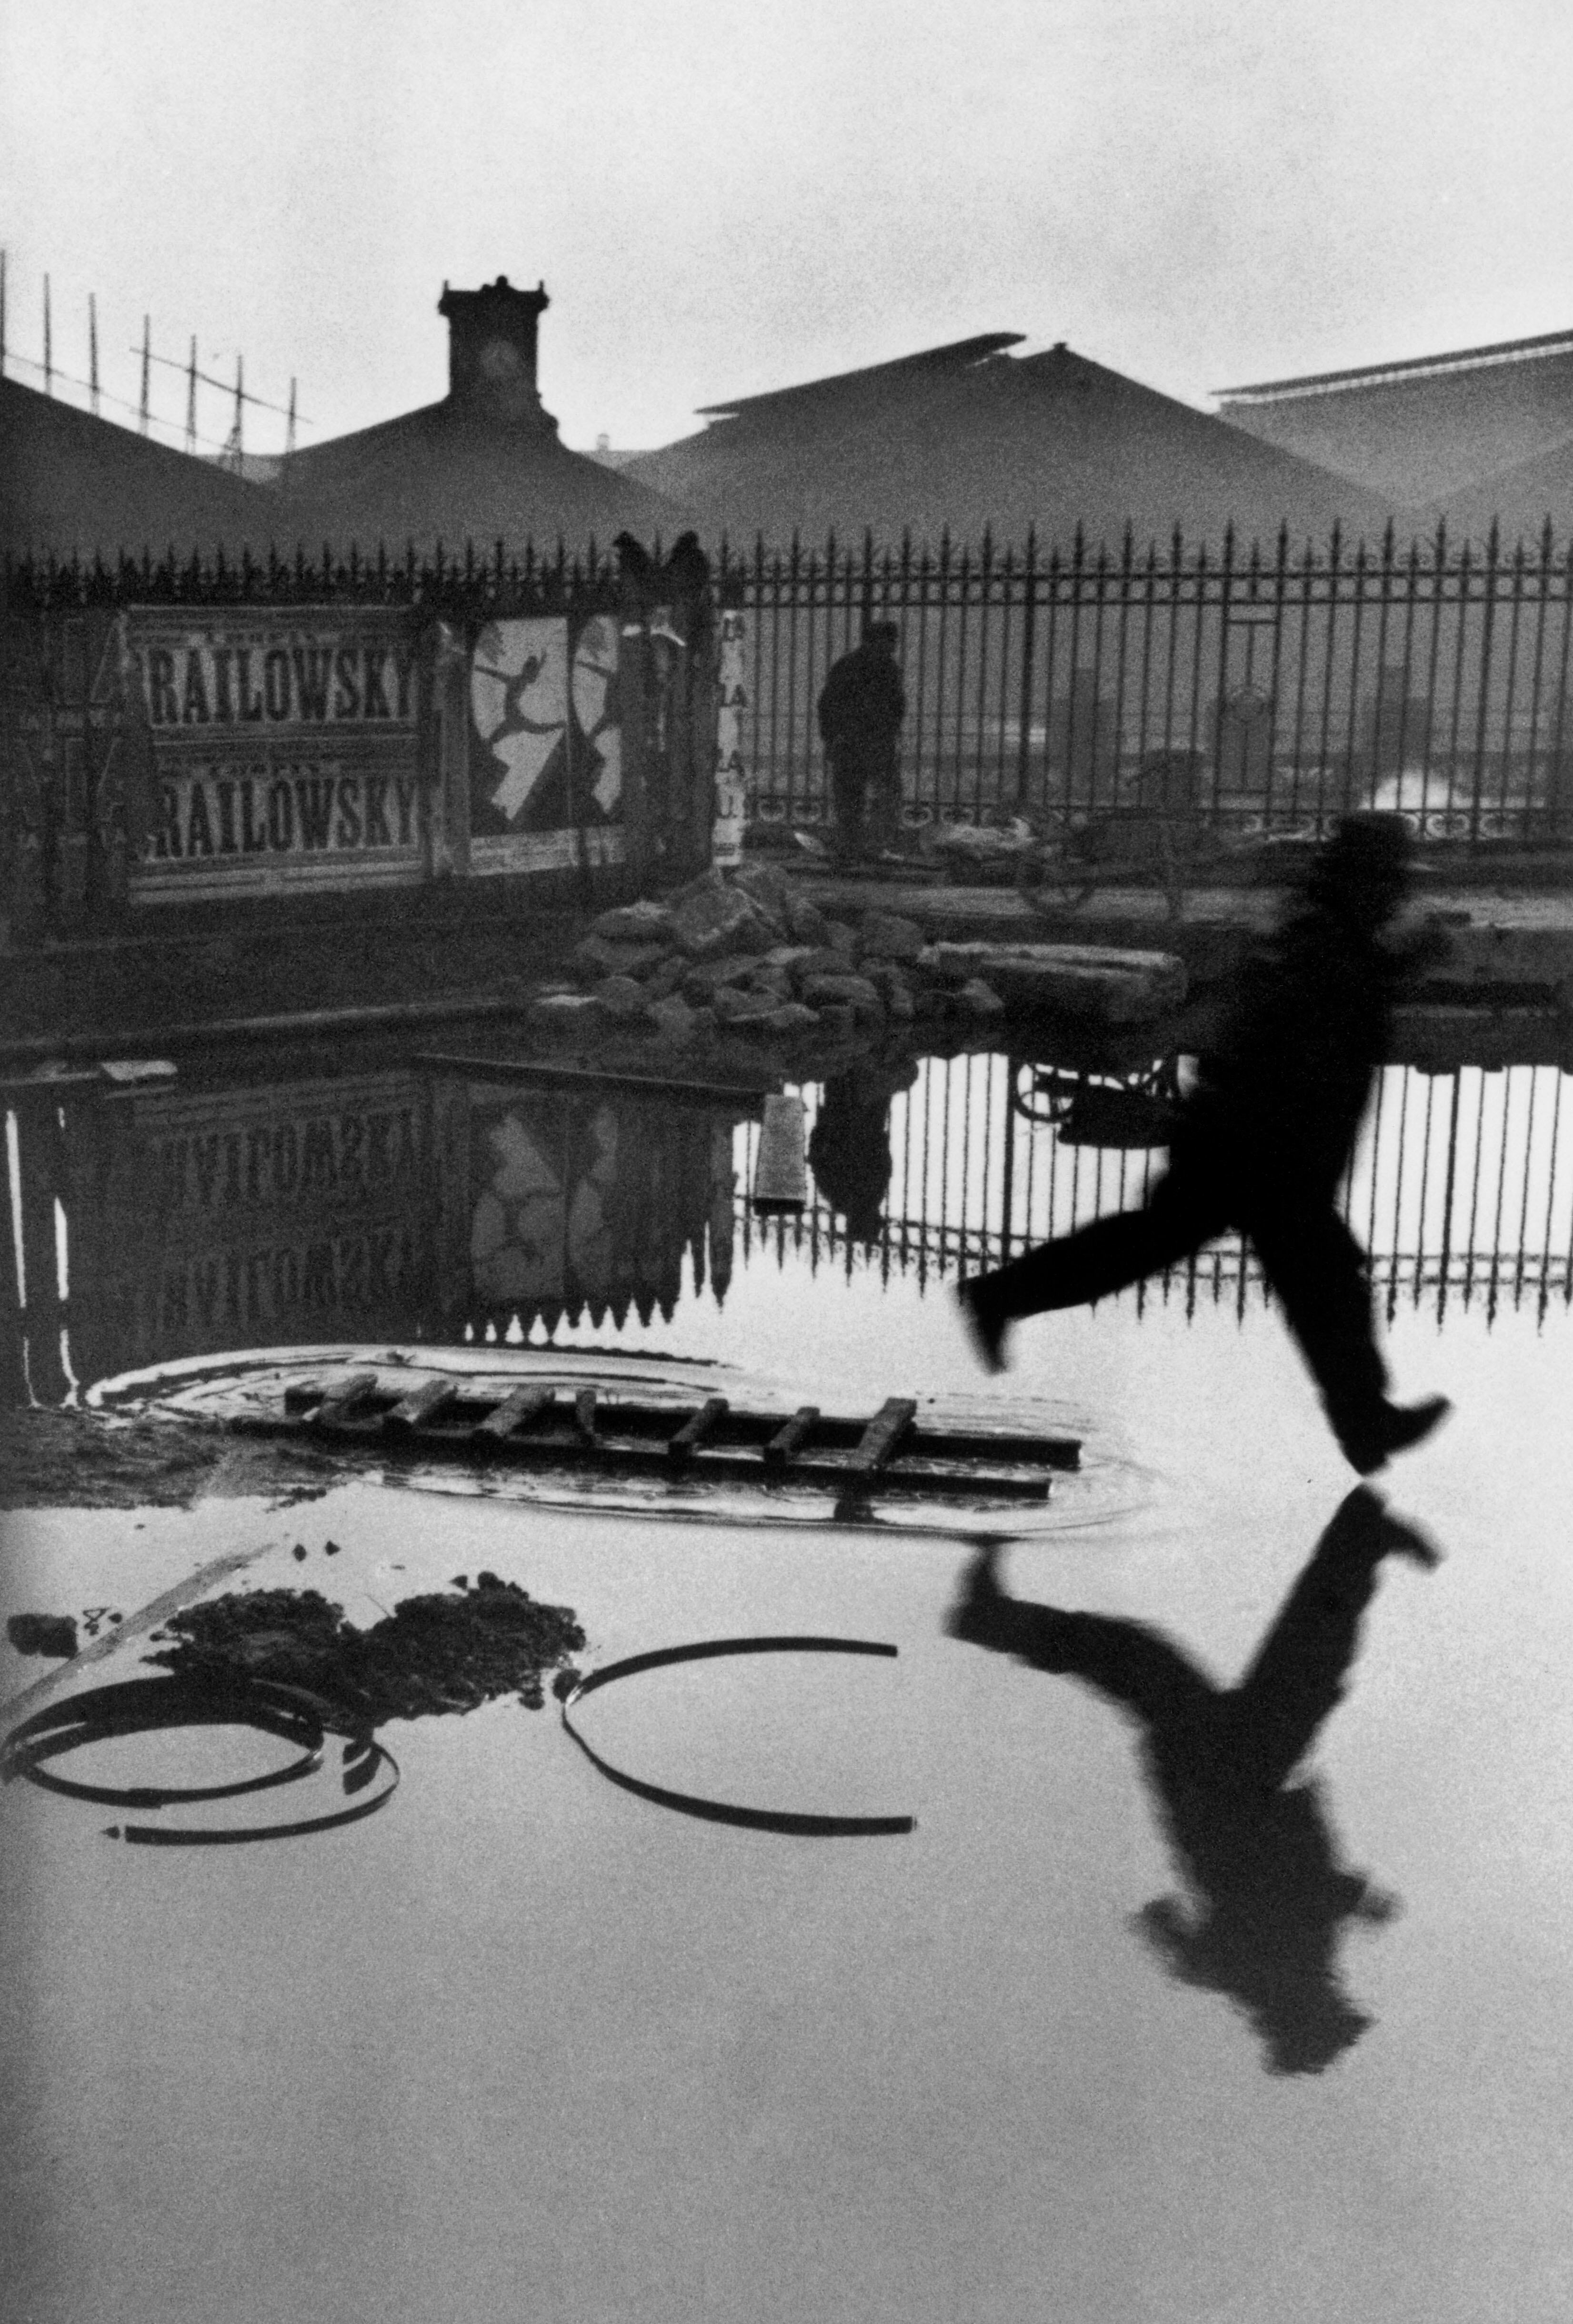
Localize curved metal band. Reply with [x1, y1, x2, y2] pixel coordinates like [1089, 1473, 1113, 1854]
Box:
[111, 1741, 401, 1846]
[2, 1677, 326, 1807]
[561, 1635, 914, 1838]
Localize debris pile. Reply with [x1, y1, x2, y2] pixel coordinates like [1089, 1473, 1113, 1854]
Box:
[7, 1612, 80, 1659]
[146, 1572, 585, 1728]
[531, 863, 1006, 1050]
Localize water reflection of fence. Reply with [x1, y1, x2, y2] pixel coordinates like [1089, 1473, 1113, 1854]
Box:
[740, 1056, 1573, 1323]
[1, 1072, 746, 1406]
[725, 528, 1573, 844]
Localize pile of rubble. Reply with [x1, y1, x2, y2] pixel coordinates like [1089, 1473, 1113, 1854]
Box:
[146, 1572, 586, 1727]
[531, 864, 1006, 1048]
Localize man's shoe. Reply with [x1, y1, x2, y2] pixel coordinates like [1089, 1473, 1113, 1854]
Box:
[956, 1278, 1009, 1375]
[1337, 1394, 1452, 1475]
[1380, 1395, 1452, 1463]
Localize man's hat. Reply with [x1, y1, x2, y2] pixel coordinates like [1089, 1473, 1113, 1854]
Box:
[1307, 811, 1412, 914]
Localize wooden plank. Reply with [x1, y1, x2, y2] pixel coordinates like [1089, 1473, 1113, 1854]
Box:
[226, 1411, 1053, 1500]
[383, 1379, 461, 1435]
[909, 1426, 1080, 1471]
[563, 1402, 1079, 1469]
[573, 1388, 600, 1444]
[272, 1377, 1076, 1469]
[0, 998, 524, 1070]
[473, 1385, 555, 1443]
[752, 1093, 808, 1213]
[846, 1398, 918, 1479]
[312, 1371, 382, 1427]
[666, 1396, 729, 1463]
[414, 1053, 770, 1107]
[762, 1406, 821, 1468]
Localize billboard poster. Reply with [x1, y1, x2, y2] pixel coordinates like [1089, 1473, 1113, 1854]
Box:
[467, 612, 625, 875]
[124, 606, 426, 903]
[713, 607, 750, 867]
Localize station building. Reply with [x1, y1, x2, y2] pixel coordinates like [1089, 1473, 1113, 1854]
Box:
[1217, 328, 1573, 539]
[1, 373, 275, 560]
[625, 333, 1392, 556]
[273, 276, 678, 556]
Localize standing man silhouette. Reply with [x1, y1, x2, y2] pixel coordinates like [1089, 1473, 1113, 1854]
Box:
[817, 620, 905, 862]
[958, 814, 1450, 1474]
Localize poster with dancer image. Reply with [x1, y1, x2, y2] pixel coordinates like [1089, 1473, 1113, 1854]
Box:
[467, 612, 624, 875]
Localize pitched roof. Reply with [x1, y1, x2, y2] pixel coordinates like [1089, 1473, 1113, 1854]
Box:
[1216, 329, 1573, 506]
[1419, 431, 1573, 543]
[1, 376, 277, 559]
[276, 398, 681, 557]
[626, 337, 1392, 553]
[694, 334, 1025, 418]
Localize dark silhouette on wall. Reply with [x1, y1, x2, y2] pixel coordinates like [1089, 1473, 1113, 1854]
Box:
[947, 1486, 1440, 2074]
[816, 622, 905, 860]
[959, 813, 1451, 1473]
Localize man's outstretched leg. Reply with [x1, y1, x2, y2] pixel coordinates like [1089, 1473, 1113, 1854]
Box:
[958, 1168, 1229, 1372]
[1248, 1199, 1449, 1474]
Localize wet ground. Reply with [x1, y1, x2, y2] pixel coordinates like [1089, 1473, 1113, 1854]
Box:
[3, 1042, 1572, 2322]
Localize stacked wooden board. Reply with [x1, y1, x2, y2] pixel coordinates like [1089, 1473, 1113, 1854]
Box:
[236, 1370, 1081, 1505]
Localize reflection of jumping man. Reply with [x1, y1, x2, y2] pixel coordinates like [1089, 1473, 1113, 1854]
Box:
[948, 1489, 1439, 2075]
[959, 815, 1450, 1475]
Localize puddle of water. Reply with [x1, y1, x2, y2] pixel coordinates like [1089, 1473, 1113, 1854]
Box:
[4, 1042, 1573, 2322]
[4, 1046, 1571, 1416]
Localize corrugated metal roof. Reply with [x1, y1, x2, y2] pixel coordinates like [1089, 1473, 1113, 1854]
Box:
[1217, 327, 1573, 407]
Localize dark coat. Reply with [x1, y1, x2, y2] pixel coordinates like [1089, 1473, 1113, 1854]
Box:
[1180, 906, 1417, 1194]
[816, 644, 905, 760]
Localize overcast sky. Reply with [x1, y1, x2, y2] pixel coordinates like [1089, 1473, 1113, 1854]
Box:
[6, 0, 1573, 460]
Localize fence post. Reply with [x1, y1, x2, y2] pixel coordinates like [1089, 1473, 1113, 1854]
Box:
[1545, 533, 1573, 841]
[1211, 523, 1235, 824]
[1470, 522, 1500, 845]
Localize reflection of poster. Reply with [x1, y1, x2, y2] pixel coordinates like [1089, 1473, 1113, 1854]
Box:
[468, 613, 625, 875]
[470, 1101, 619, 1306]
[461, 1087, 747, 1338]
[58, 1072, 431, 1380]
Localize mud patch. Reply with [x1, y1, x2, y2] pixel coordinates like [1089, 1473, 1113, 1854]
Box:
[0, 1405, 341, 1511]
[7, 1612, 80, 1659]
[144, 1572, 585, 1729]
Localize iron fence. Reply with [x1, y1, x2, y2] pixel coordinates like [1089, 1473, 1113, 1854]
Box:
[738, 1056, 1573, 1325]
[719, 523, 1573, 847]
[6, 1046, 1570, 1406]
[12, 521, 1573, 862]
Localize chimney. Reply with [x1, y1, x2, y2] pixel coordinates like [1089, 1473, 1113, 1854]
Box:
[437, 275, 556, 430]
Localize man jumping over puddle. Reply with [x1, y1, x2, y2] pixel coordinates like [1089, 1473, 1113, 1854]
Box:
[957, 813, 1450, 1474]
